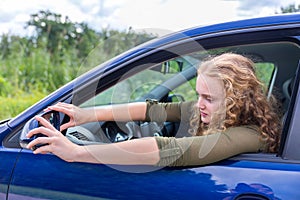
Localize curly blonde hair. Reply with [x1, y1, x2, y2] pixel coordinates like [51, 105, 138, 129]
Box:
[189, 53, 282, 152]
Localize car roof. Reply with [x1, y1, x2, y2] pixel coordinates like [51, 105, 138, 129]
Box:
[145, 13, 300, 47]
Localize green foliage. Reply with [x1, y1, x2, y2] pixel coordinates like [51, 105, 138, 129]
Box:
[0, 75, 12, 96]
[0, 10, 155, 120]
[255, 63, 275, 88]
[0, 90, 46, 120]
[277, 4, 300, 13]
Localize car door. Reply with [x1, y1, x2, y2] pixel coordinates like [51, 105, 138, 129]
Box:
[0, 129, 20, 199]
[4, 15, 300, 199]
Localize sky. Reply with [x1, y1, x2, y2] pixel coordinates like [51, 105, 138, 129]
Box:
[0, 0, 299, 37]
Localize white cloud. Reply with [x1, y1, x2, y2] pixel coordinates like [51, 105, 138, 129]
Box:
[107, 0, 239, 31]
[236, 0, 300, 17]
[0, 0, 299, 36]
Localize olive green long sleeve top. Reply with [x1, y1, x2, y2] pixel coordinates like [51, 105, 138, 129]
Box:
[145, 101, 266, 167]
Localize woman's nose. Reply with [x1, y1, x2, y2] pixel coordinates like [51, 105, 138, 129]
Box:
[197, 97, 205, 109]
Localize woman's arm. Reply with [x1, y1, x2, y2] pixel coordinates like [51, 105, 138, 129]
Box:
[155, 126, 265, 167]
[47, 102, 147, 131]
[26, 116, 160, 165]
[94, 102, 147, 122]
[75, 137, 160, 165]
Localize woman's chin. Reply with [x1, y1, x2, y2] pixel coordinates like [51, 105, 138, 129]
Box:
[201, 117, 210, 124]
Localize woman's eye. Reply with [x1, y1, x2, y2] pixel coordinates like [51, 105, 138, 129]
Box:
[206, 97, 213, 102]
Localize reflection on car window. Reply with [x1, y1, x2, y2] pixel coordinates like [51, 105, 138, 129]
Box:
[99, 69, 174, 104]
[81, 43, 281, 108]
[81, 56, 198, 107]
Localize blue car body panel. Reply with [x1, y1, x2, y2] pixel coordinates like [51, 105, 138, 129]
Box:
[0, 147, 21, 199]
[1, 13, 300, 199]
[8, 151, 300, 199]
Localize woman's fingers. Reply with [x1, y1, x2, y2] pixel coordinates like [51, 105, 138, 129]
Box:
[26, 118, 56, 138]
[26, 126, 78, 162]
[26, 116, 62, 150]
[26, 135, 52, 150]
[60, 122, 74, 131]
[37, 116, 57, 131]
[27, 126, 47, 138]
[47, 102, 78, 130]
[26, 123, 65, 152]
[47, 103, 74, 115]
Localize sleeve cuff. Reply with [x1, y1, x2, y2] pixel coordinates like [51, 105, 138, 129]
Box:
[154, 136, 184, 167]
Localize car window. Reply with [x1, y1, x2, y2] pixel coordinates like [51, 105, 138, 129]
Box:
[255, 62, 276, 89]
[72, 42, 283, 146]
[80, 44, 280, 108]
[169, 77, 197, 102]
[82, 69, 174, 106]
[80, 55, 200, 107]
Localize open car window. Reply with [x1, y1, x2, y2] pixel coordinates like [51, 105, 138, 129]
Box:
[80, 55, 200, 107]
[71, 42, 289, 146]
[80, 44, 278, 109]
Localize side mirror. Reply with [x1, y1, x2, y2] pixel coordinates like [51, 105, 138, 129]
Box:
[19, 110, 60, 149]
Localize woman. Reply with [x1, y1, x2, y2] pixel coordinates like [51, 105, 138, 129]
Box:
[26, 53, 282, 167]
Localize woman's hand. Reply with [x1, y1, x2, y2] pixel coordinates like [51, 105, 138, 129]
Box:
[26, 116, 82, 162]
[46, 102, 95, 131]
[26, 114, 160, 165]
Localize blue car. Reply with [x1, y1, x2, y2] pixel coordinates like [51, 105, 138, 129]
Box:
[1, 13, 300, 199]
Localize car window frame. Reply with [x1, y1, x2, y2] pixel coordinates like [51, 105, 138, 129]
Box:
[279, 60, 300, 160]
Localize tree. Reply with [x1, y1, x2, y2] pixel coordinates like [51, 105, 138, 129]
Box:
[26, 10, 101, 62]
[277, 3, 300, 14]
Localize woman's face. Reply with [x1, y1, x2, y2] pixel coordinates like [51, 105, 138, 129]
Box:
[196, 74, 225, 124]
